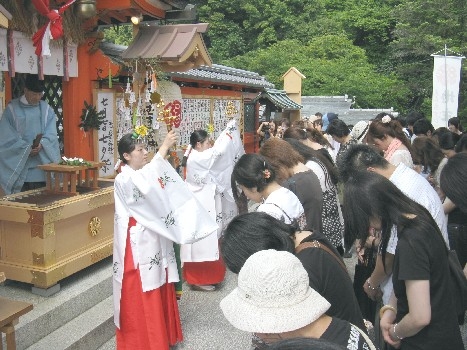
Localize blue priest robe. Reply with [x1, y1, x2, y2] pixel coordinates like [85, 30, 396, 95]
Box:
[0, 96, 61, 194]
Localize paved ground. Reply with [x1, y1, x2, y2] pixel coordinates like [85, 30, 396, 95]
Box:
[175, 252, 359, 349]
[101, 253, 467, 349]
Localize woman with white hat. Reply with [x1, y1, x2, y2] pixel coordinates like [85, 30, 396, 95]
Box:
[221, 212, 366, 331]
[220, 249, 376, 349]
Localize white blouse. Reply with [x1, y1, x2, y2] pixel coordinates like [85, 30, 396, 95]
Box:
[257, 187, 307, 230]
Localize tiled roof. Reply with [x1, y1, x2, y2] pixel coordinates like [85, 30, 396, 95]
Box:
[100, 42, 128, 66]
[121, 23, 211, 67]
[255, 88, 303, 110]
[99, 42, 275, 89]
[300, 95, 397, 126]
[342, 109, 398, 126]
[300, 96, 353, 118]
[169, 64, 275, 89]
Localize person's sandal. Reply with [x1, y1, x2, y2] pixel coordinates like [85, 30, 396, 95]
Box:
[191, 284, 216, 291]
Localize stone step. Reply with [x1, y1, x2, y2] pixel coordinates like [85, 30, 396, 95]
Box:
[0, 257, 113, 349]
[97, 335, 115, 350]
[25, 296, 114, 350]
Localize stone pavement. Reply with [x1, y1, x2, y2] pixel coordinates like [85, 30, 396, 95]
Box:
[1, 244, 465, 349]
[99, 268, 251, 350]
[100, 253, 467, 349]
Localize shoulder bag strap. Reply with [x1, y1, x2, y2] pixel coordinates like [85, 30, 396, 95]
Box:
[350, 323, 377, 350]
[259, 202, 293, 222]
[295, 241, 348, 274]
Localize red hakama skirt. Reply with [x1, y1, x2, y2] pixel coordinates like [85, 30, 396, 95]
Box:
[116, 218, 183, 349]
[182, 250, 226, 285]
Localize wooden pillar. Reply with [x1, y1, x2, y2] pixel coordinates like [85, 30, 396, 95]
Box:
[4, 71, 12, 102]
[61, 39, 119, 161]
[62, 41, 95, 160]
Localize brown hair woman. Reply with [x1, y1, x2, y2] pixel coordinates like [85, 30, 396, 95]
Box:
[367, 115, 413, 168]
[260, 138, 324, 243]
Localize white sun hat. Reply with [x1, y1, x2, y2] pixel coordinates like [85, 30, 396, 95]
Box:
[350, 120, 370, 143]
[220, 249, 330, 333]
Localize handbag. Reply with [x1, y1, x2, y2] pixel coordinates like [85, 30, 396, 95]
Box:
[434, 224, 467, 324]
[447, 249, 467, 324]
[353, 246, 378, 321]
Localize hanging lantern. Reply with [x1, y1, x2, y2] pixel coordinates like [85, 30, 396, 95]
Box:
[77, 0, 97, 19]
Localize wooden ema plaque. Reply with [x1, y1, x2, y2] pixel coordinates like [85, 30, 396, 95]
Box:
[37, 162, 104, 196]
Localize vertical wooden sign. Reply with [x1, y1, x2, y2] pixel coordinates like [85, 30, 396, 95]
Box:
[94, 89, 117, 178]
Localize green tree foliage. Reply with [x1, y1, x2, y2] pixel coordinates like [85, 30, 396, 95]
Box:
[389, 0, 467, 117]
[224, 35, 409, 109]
[103, 25, 134, 46]
[193, 0, 465, 120]
[96, 1, 466, 121]
[195, 0, 326, 61]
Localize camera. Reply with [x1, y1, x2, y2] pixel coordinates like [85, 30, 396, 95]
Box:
[261, 123, 269, 132]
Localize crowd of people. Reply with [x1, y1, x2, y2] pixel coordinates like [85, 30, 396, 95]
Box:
[111, 109, 466, 350]
[3, 77, 464, 350]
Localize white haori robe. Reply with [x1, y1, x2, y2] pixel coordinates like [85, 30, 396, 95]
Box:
[113, 152, 218, 328]
[181, 119, 245, 262]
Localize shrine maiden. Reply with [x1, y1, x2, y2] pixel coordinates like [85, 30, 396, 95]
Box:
[181, 119, 245, 291]
[113, 130, 218, 349]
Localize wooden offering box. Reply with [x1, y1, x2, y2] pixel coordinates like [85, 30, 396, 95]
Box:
[0, 180, 114, 291]
[37, 162, 104, 196]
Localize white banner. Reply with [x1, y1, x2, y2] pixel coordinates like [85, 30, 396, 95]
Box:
[431, 55, 464, 129]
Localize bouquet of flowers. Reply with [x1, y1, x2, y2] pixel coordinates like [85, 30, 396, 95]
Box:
[132, 125, 149, 140]
[59, 156, 92, 166]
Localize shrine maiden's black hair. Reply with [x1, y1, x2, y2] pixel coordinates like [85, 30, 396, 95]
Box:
[181, 129, 210, 167]
[118, 133, 137, 164]
[189, 129, 209, 148]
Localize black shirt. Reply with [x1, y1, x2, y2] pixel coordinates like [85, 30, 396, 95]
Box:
[284, 170, 323, 233]
[296, 233, 366, 332]
[393, 221, 463, 349]
[322, 317, 374, 349]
